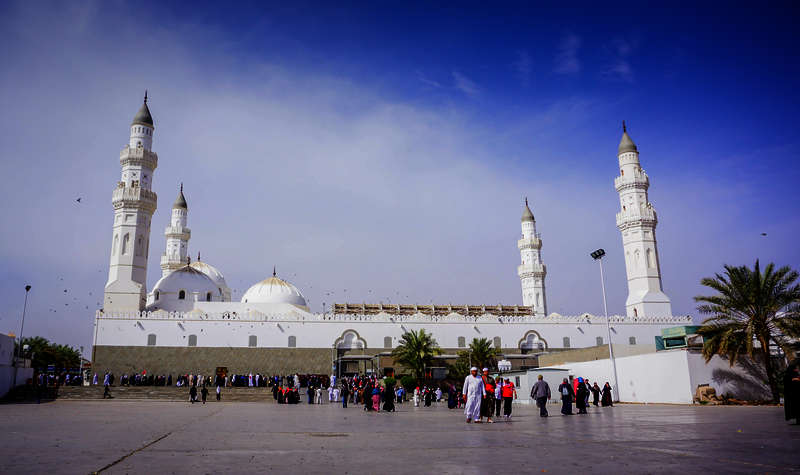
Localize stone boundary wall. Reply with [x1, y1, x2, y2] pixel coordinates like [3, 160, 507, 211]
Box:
[92, 346, 383, 376]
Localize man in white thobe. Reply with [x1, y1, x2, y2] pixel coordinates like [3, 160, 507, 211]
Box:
[462, 367, 485, 423]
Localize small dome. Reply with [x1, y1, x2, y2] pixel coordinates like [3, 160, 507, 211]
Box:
[152, 265, 217, 297]
[521, 198, 535, 222]
[132, 93, 154, 128]
[618, 123, 637, 154]
[241, 274, 307, 308]
[173, 186, 187, 210]
[190, 260, 230, 294]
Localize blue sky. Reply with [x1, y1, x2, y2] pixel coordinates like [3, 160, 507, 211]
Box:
[1, 1, 798, 351]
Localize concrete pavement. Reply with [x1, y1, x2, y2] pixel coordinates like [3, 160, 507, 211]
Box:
[0, 399, 796, 474]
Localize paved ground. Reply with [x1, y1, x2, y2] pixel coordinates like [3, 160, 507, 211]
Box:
[0, 398, 797, 474]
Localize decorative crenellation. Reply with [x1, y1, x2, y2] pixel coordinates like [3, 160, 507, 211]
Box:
[111, 187, 157, 213]
[95, 308, 692, 325]
[120, 146, 158, 170]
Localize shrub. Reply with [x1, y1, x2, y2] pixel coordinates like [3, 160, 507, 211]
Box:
[400, 375, 416, 390]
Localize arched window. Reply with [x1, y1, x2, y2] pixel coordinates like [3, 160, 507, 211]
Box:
[112, 234, 119, 255]
[147, 334, 157, 346]
[562, 337, 570, 348]
[493, 336, 501, 348]
[188, 334, 197, 347]
[136, 235, 143, 256]
[154, 291, 160, 301]
[646, 248, 655, 269]
[457, 336, 466, 348]
[629, 336, 637, 345]
[288, 336, 296, 348]
[634, 249, 640, 267]
[178, 290, 186, 300]
[633, 307, 638, 317]
[596, 336, 604, 346]
[121, 233, 130, 255]
[248, 335, 257, 347]
[384, 336, 392, 348]
[206, 292, 212, 302]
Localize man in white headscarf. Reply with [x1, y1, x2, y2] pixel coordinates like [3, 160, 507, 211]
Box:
[462, 367, 485, 423]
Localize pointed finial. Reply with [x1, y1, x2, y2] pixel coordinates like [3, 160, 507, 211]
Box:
[180, 182, 183, 193]
[622, 120, 627, 133]
[144, 90, 148, 104]
[273, 265, 276, 277]
[197, 251, 201, 262]
[525, 197, 528, 207]
[187, 256, 191, 265]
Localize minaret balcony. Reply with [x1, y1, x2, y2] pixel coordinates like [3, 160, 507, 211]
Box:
[517, 236, 542, 250]
[112, 186, 157, 212]
[616, 207, 657, 228]
[614, 172, 649, 191]
[164, 226, 191, 239]
[120, 146, 159, 170]
[518, 263, 546, 277]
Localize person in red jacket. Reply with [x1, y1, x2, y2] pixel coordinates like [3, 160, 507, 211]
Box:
[501, 378, 517, 420]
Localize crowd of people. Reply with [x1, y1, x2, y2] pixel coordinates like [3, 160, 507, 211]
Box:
[90, 368, 618, 422]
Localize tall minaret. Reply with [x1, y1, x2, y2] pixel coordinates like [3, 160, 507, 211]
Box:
[615, 122, 672, 317]
[518, 198, 547, 316]
[104, 92, 158, 311]
[160, 184, 191, 276]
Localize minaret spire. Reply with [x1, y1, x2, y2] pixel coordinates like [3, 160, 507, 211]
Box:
[615, 126, 672, 317]
[105, 97, 159, 311]
[144, 90, 148, 104]
[273, 265, 277, 277]
[160, 184, 191, 277]
[622, 120, 626, 133]
[517, 199, 547, 315]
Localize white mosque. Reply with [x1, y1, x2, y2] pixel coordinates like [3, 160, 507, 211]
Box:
[91, 95, 690, 376]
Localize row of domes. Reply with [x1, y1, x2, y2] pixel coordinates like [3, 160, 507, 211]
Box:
[148, 260, 307, 310]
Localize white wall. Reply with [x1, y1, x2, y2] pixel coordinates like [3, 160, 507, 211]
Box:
[94, 309, 686, 350]
[543, 349, 770, 404]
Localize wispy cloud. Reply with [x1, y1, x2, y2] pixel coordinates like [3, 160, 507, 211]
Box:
[513, 50, 532, 86]
[603, 38, 637, 82]
[452, 70, 480, 97]
[554, 33, 581, 74]
[416, 70, 442, 88]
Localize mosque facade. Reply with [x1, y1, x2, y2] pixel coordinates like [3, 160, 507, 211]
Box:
[91, 96, 690, 377]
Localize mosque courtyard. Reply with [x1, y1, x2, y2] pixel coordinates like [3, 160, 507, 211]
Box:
[0, 399, 796, 474]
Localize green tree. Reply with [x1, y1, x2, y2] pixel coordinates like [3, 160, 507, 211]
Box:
[448, 337, 499, 380]
[466, 337, 498, 370]
[695, 260, 800, 403]
[391, 329, 441, 380]
[16, 336, 81, 370]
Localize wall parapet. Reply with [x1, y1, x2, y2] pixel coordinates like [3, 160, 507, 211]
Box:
[95, 309, 692, 325]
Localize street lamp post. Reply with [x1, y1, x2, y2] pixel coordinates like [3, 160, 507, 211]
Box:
[17, 285, 32, 362]
[590, 249, 620, 402]
[13, 285, 32, 389]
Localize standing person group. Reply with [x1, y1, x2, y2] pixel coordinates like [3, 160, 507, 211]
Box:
[556, 377, 614, 415]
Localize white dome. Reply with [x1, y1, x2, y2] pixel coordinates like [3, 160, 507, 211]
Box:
[190, 261, 230, 295]
[241, 275, 307, 308]
[149, 266, 220, 311]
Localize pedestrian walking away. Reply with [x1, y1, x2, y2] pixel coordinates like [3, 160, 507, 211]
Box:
[530, 375, 550, 417]
[558, 378, 574, 415]
[201, 385, 209, 404]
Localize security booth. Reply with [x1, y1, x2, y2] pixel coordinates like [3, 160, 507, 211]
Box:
[656, 326, 702, 350]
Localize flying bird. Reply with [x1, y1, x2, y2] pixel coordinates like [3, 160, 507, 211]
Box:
[76, 198, 82, 203]
[761, 233, 767, 236]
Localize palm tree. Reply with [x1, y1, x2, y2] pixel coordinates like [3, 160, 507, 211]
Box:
[695, 260, 800, 402]
[467, 337, 499, 370]
[391, 329, 441, 380]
